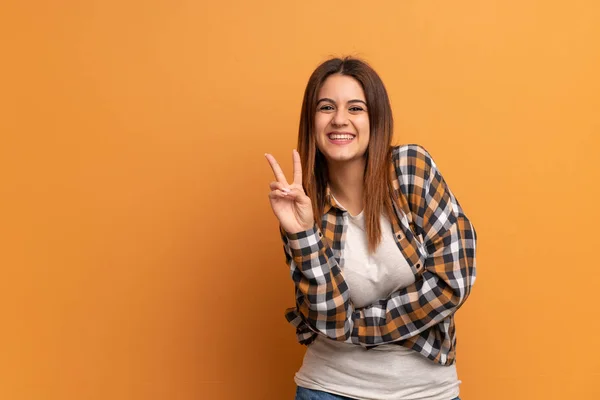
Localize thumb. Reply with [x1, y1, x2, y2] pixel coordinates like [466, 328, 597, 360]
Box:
[284, 187, 310, 204]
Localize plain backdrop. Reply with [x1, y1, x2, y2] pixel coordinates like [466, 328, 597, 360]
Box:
[1, 1, 599, 399]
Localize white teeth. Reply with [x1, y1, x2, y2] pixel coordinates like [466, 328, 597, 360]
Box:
[329, 134, 354, 140]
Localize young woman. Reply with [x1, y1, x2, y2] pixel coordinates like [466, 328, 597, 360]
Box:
[265, 57, 477, 400]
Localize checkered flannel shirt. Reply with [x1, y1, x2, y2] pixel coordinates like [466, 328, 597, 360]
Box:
[279, 144, 477, 366]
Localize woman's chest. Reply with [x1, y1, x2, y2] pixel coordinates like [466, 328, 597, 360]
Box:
[341, 215, 416, 308]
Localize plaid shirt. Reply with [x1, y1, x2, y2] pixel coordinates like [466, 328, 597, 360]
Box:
[280, 144, 477, 366]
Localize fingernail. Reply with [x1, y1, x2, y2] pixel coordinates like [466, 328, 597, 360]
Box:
[282, 187, 291, 192]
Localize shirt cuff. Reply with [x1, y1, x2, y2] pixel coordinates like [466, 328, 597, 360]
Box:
[284, 224, 325, 262]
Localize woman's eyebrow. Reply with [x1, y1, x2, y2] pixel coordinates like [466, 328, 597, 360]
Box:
[317, 98, 367, 106]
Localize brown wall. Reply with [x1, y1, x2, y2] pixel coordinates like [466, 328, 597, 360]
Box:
[1, 1, 599, 399]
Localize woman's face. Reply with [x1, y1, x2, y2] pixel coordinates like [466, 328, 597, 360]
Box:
[314, 74, 370, 164]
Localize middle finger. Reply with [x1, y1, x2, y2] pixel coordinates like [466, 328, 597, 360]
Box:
[265, 153, 289, 185]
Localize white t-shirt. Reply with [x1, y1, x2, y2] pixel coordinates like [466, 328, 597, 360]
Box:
[294, 203, 461, 400]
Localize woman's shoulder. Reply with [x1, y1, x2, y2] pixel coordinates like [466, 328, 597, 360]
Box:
[390, 143, 436, 170]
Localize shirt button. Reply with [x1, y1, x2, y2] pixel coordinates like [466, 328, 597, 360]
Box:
[396, 234, 402, 240]
[318, 232, 323, 237]
[416, 263, 421, 269]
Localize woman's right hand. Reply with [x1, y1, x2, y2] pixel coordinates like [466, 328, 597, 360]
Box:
[265, 150, 315, 234]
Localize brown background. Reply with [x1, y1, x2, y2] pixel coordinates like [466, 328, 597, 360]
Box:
[1, 1, 599, 399]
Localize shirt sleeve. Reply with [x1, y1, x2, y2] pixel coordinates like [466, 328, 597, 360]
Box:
[281, 145, 477, 346]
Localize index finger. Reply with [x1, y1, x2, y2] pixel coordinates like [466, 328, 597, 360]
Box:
[292, 149, 302, 186]
[264, 153, 289, 186]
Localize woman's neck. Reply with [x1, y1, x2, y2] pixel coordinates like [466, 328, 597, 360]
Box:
[327, 157, 365, 215]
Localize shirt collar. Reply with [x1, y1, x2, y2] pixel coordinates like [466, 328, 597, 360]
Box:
[323, 184, 347, 214]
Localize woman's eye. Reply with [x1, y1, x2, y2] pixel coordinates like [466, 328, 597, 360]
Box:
[319, 105, 334, 111]
[349, 107, 364, 112]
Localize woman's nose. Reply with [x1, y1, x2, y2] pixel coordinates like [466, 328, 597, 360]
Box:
[331, 110, 349, 127]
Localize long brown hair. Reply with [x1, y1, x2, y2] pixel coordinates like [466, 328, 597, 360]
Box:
[297, 57, 395, 253]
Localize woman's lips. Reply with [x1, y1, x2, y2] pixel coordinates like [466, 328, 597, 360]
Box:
[327, 134, 355, 145]
[328, 137, 354, 145]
